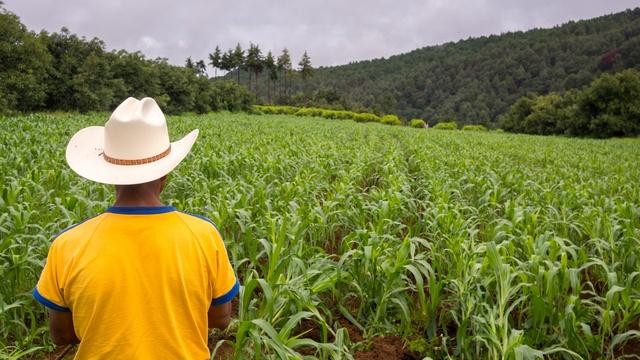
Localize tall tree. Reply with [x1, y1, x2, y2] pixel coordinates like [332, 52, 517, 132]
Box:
[185, 57, 195, 70]
[298, 51, 313, 80]
[264, 51, 277, 104]
[195, 60, 207, 77]
[245, 43, 264, 95]
[208, 45, 221, 77]
[277, 48, 292, 100]
[298, 51, 313, 94]
[232, 43, 244, 84]
[220, 49, 233, 75]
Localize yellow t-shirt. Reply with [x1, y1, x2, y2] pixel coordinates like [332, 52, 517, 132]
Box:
[33, 206, 239, 359]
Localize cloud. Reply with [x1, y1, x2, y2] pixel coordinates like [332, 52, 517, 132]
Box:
[138, 36, 163, 51]
[4, 0, 638, 68]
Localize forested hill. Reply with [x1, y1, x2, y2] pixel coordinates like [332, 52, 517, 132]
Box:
[299, 8, 640, 125]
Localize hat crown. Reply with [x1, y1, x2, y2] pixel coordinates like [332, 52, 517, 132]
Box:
[103, 97, 170, 160]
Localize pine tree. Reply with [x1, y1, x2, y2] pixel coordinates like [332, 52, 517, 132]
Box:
[245, 43, 264, 95]
[277, 48, 292, 100]
[195, 60, 207, 77]
[264, 51, 277, 104]
[298, 51, 313, 94]
[185, 57, 195, 70]
[208, 46, 221, 77]
[232, 43, 244, 84]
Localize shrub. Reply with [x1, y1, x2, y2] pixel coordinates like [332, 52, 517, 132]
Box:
[353, 113, 380, 123]
[254, 105, 300, 115]
[462, 124, 488, 131]
[433, 121, 458, 130]
[381, 115, 402, 126]
[410, 119, 427, 128]
[295, 108, 324, 117]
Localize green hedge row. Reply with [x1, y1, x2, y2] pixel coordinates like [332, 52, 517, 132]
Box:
[255, 105, 399, 125]
[255, 105, 496, 132]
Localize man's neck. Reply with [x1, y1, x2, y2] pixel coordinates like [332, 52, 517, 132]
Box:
[113, 192, 163, 207]
[112, 198, 164, 207]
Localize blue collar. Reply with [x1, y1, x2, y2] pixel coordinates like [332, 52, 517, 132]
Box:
[106, 206, 177, 215]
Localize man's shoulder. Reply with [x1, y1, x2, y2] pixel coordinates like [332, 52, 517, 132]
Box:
[175, 212, 222, 236]
[52, 213, 109, 246]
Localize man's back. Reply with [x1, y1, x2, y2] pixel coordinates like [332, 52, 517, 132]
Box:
[34, 206, 239, 359]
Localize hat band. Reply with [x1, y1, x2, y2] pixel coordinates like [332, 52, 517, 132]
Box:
[102, 146, 171, 165]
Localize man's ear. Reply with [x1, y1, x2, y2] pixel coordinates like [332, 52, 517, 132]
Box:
[158, 175, 168, 193]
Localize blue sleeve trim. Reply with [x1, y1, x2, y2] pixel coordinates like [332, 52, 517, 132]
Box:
[212, 279, 240, 306]
[32, 288, 70, 312]
[182, 212, 222, 234]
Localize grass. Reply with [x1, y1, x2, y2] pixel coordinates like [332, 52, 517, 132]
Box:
[1, 112, 639, 359]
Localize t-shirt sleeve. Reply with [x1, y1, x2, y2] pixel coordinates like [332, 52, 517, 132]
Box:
[210, 230, 239, 306]
[33, 240, 70, 312]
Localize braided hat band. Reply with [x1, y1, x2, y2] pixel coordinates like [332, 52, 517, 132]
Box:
[102, 146, 171, 166]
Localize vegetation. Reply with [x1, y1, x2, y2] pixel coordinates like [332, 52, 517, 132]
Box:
[501, 69, 640, 138]
[462, 125, 488, 131]
[0, 5, 253, 114]
[433, 121, 458, 130]
[255, 105, 391, 125]
[380, 115, 402, 126]
[288, 8, 640, 125]
[409, 119, 427, 128]
[2, 112, 639, 359]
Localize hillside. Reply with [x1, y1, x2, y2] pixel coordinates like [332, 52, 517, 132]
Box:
[293, 8, 640, 125]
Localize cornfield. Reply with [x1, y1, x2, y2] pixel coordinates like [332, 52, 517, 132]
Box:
[1, 113, 639, 359]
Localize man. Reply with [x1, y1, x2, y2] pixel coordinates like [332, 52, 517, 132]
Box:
[33, 97, 239, 359]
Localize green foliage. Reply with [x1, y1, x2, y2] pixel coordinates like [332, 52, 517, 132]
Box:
[409, 119, 427, 128]
[283, 8, 640, 125]
[462, 124, 488, 131]
[0, 6, 51, 112]
[380, 114, 402, 126]
[256, 105, 385, 124]
[0, 7, 254, 114]
[255, 105, 299, 115]
[2, 113, 640, 359]
[501, 69, 640, 137]
[294, 107, 324, 117]
[433, 121, 458, 130]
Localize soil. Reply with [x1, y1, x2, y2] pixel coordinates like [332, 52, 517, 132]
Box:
[37, 345, 75, 360]
[353, 336, 411, 360]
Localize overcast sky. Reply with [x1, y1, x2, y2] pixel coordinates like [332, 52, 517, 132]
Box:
[5, 0, 639, 70]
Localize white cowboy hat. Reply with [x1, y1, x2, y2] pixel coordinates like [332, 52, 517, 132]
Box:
[66, 97, 199, 185]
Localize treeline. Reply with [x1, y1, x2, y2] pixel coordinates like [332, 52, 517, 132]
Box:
[500, 69, 640, 138]
[294, 8, 640, 125]
[0, 5, 253, 114]
[200, 44, 314, 104]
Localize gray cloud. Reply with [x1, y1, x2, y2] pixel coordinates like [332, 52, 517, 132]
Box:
[4, 0, 639, 70]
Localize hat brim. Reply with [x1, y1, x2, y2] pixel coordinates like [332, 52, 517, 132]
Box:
[66, 126, 199, 185]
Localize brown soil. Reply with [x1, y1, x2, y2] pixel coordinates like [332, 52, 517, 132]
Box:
[337, 316, 363, 343]
[36, 345, 75, 360]
[295, 318, 323, 341]
[353, 336, 410, 360]
[612, 318, 640, 358]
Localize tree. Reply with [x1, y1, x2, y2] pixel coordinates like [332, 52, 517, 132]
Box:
[298, 51, 313, 80]
[232, 43, 244, 84]
[220, 50, 233, 75]
[264, 51, 277, 104]
[298, 51, 313, 93]
[185, 57, 195, 70]
[0, 5, 51, 111]
[245, 43, 264, 95]
[277, 48, 292, 100]
[208, 45, 222, 77]
[195, 60, 207, 77]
